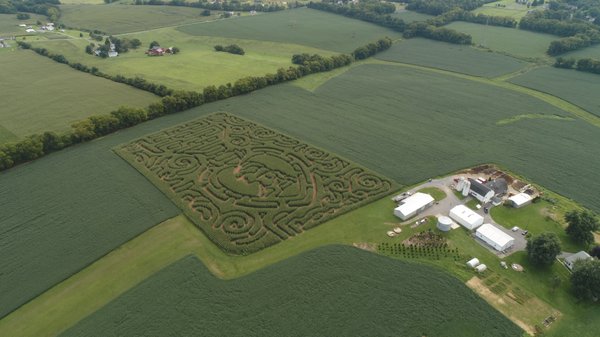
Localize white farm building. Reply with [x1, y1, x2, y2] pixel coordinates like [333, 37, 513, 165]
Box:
[564, 251, 592, 271]
[393, 192, 435, 220]
[508, 193, 532, 208]
[476, 224, 515, 252]
[467, 178, 495, 204]
[449, 205, 483, 230]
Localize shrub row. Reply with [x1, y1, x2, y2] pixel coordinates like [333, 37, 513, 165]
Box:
[18, 41, 174, 97]
[547, 31, 600, 55]
[554, 57, 600, 75]
[520, 14, 596, 37]
[403, 21, 472, 44]
[0, 38, 392, 172]
[404, 0, 496, 15]
[133, 0, 286, 12]
[214, 44, 245, 55]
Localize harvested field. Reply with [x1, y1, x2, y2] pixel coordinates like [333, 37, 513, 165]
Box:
[117, 113, 395, 254]
[60, 246, 523, 337]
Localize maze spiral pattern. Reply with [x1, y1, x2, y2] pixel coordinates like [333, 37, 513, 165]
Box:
[117, 113, 395, 254]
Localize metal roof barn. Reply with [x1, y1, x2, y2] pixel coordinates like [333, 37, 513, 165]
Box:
[393, 192, 435, 220]
[449, 205, 484, 230]
[475, 223, 515, 252]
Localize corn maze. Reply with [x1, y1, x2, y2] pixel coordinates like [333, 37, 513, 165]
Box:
[116, 113, 395, 254]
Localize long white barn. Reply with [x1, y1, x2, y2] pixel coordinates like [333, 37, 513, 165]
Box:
[394, 192, 435, 220]
[476, 223, 515, 252]
[449, 205, 483, 230]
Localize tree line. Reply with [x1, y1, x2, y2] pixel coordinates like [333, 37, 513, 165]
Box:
[307, 1, 472, 45]
[214, 44, 245, 55]
[404, 0, 496, 16]
[0, 0, 60, 22]
[132, 0, 287, 12]
[429, 8, 517, 28]
[554, 56, 600, 75]
[0, 38, 393, 171]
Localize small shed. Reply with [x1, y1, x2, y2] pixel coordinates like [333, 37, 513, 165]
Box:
[564, 251, 592, 271]
[467, 258, 480, 268]
[508, 193, 532, 208]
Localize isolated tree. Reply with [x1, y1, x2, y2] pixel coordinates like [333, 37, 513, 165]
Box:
[571, 259, 600, 301]
[171, 47, 180, 54]
[201, 9, 211, 16]
[565, 210, 600, 246]
[149, 41, 160, 49]
[526, 232, 562, 266]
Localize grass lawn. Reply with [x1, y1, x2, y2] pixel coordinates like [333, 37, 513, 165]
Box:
[0, 13, 47, 35]
[491, 201, 586, 252]
[0, 49, 157, 142]
[58, 4, 222, 34]
[446, 21, 557, 60]
[177, 7, 403, 53]
[376, 38, 527, 77]
[465, 198, 480, 210]
[30, 28, 335, 91]
[417, 187, 447, 201]
[509, 66, 600, 118]
[473, 0, 541, 20]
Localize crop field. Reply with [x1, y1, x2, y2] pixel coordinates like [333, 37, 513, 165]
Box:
[562, 43, 600, 59]
[181, 64, 600, 213]
[30, 29, 332, 91]
[375, 38, 526, 77]
[472, 0, 538, 20]
[117, 113, 395, 254]
[392, 9, 434, 23]
[59, 4, 221, 34]
[60, 247, 522, 337]
[177, 7, 403, 53]
[446, 21, 557, 59]
[509, 67, 600, 117]
[0, 50, 157, 142]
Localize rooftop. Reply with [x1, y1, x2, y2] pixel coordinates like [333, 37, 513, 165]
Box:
[476, 223, 514, 247]
[468, 178, 493, 197]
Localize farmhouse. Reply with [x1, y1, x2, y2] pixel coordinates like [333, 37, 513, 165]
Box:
[564, 251, 593, 271]
[449, 205, 483, 230]
[508, 193, 532, 208]
[475, 224, 515, 252]
[468, 178, 495, 203]
[146, 46, 173, 56]
[393, 192, 435, 220]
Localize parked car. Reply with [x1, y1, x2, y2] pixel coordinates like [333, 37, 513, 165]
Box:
[511, 226, 520, 232]
[521, 230, 528, 236]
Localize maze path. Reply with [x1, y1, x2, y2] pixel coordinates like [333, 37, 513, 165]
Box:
[117, 113, 395, 254]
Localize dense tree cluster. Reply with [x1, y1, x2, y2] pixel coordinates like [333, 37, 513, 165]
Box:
[403, 21, 472, 44]
[571, 259, 600, 301]
[4, 38, 392, 171]
[520, 14, 596, 37]
[351, 37, 393, 59]
[404, 0, 496, 16]
[307, 1, 406, 32]
[526, 232, 562, 266]
[429, 8, 517, 28]
[16, 12, 29, 19]
[214, 44, 245, 55]
[0, 0, 60, 21]
[133, 0, 286, 12]
[547, 31, 600, 55]
[565, 210, 600, 246]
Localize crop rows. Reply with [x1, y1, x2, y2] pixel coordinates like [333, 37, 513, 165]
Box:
[117, 113, 394, 254]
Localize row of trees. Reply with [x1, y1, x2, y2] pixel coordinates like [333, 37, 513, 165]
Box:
[404, 0, 496, 16]
[18, 41, 174, 96]
[133, 0, 286, 12]
[2, 38, 392, 171]
[0, 0, 59, 22]
[520, 14, 597, 37]
[351, 37, 393, 59]
[525, 210, 600, 301]
[555, 57, 600, 74]
[547, 31, 600, 55]
[429, 8, 517, 28]
[307, 1, 473, 45]
[214, 44, 245, 55]
[403, 21, 472, 44]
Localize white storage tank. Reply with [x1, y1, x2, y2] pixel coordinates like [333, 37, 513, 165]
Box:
[437, 216, 452, 232]
[456, 177, 465, 191]
[462, 180, 471, 197]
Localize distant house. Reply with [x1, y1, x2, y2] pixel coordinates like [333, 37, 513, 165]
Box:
[564, 251, 593, 271]
[145, 46, 173, 56]
[25, 28, 36, 33]
[468, 178, 495, 204]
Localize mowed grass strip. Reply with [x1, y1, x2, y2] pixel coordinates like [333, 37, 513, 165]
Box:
[59, 246, 522, 337]
[0, 49, 157, 140]
[58, 4, 221, 34]
[509, 66, 600, 117]
[446, 21, 557, 59]
[376, 38, 527, 77]
[31, 29, 334, 91]
[177, 7, 403, 53]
